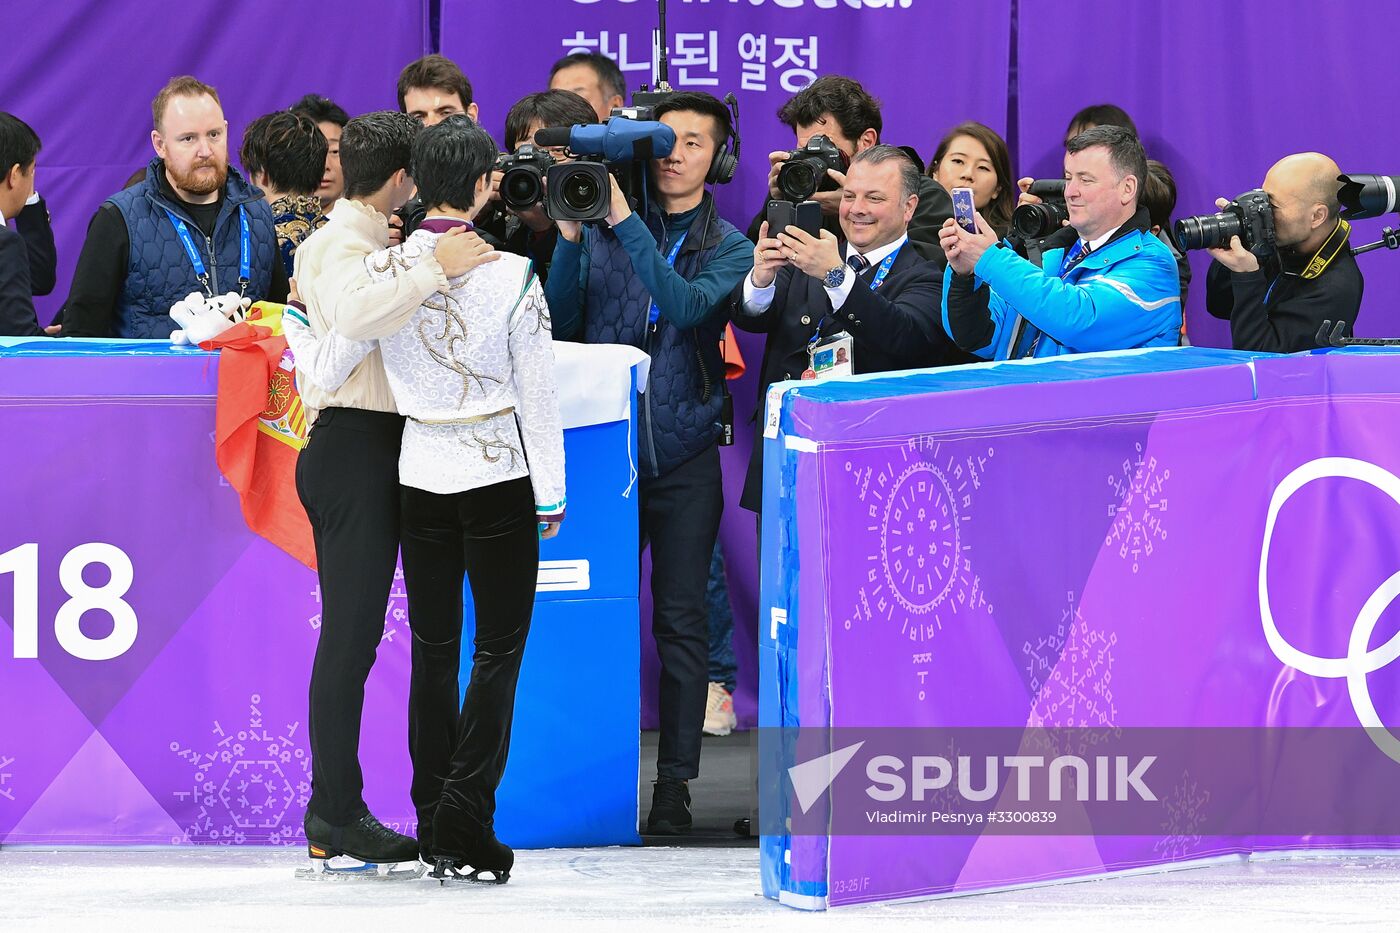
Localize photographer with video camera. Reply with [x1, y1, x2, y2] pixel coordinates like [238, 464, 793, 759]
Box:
[472, 90, 597, 285]
[733, 144, 971, 513]
[747, 76, 953, 268]
[543, 91, 753, 837]
[940, 125, 1181, 359]
[1197, 152, 1362, 352]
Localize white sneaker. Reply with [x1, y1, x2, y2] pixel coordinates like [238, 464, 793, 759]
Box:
[704, 682, 737, 736]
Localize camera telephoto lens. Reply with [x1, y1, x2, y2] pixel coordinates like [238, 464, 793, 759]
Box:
[562, 171, 600, 212]
[503, 170, 542, 210]
[1173, 211, 1242, 251]
[778, 159, 820, 202]
[1010, 201, 1070, 240]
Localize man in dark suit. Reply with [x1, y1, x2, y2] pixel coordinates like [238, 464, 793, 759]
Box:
[733, 144, 972, 512]
[0, 112, 54, 337]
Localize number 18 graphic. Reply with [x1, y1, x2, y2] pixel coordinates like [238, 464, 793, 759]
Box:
[1, 543, 138, 661]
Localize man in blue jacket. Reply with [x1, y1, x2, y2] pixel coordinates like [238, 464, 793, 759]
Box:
[940, 125, 1181, 359]
[545, 91, 752, 836]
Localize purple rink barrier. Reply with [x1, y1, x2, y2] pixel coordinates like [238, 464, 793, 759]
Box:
[0, 339, 641, 849]
[758, 347, 1400, 909]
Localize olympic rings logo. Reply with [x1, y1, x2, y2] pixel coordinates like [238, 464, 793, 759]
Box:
[1260, 457, 1400, 764]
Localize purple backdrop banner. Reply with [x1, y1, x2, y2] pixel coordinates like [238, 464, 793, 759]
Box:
[759, 348, 1400, 908]
[1, 0, 430, 330]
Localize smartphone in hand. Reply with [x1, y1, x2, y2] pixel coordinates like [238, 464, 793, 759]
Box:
[766, 199, 822, 238]
[952, 187, 977, 234]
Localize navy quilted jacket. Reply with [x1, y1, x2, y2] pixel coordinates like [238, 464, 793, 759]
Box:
[106, 159, 277, 338]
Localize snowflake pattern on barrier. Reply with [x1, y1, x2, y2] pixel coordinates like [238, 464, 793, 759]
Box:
[1153, 772, 1210, 860]
[169, 693, 310, 845]
[1023, 592, 1118, 731]
[841, 437, 994, 703]
[0, 753, 14, 804]
[307, 562, 408, 646]
[1105, 442, 1170, 573]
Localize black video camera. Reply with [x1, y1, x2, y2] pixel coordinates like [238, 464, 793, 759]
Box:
[494, 144, 556, 212]
[776, 134, 847, 203]
[533, 117, 679, 223]
[544, 160, 612, 223]
[1011, 180, 1069, 239]
[1174, 189, 1276, 256]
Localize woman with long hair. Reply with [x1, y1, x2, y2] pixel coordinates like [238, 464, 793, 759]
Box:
[929, 122, 1016, 238]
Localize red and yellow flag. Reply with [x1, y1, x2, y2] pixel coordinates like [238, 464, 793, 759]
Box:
[201, 303, 316, 569]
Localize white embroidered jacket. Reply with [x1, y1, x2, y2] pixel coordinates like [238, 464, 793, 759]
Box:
[285, 220, 566, 519]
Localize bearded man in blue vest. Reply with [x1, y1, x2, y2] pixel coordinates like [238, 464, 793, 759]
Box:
[545, 91, 753, 836]
[63, 75, 285, 337]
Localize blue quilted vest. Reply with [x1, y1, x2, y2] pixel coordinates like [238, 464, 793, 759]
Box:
[583, 196, 732, 479]
[106, 159, 278, 338]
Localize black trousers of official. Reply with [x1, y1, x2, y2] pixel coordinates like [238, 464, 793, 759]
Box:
[641, 442, 725, 781]
[401, 476, 539, 857]
[296, 407, 405, 827]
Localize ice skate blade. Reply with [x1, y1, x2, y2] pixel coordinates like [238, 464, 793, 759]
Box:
[429, 859, 510, 886]
[295, 857, 426, 882]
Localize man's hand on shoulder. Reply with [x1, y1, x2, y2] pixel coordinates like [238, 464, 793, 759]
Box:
[435, 228, 501, 279]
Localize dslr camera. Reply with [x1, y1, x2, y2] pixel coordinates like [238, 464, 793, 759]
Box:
[1011, 180, 1069, 239]
[776, 134, 847, 203]
[494, 144, 556, 212]
[1174, 189, 1276, 256]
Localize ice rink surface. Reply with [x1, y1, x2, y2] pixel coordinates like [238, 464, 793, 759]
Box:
[2, 847, 1398, 932]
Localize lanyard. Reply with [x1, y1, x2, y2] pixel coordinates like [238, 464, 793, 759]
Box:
[867, 245, 902, 290]
[808, 244, 903, 352]
[1058, 239, 1088, 278]
[648, 231, 688, 327]
[162, 204, 251, 298]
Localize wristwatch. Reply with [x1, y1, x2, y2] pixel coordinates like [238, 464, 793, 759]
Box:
[822, 265, 847, 288]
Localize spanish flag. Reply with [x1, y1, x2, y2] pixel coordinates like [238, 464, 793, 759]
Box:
[201, 303, 316, 569]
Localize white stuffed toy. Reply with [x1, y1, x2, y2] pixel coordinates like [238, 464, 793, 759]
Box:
[168, 291, 252, 346]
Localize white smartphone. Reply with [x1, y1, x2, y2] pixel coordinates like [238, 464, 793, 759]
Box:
[951, 187, 977, 234]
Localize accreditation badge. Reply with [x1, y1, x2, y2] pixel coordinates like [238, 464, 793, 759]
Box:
[809, 331, 855, 381]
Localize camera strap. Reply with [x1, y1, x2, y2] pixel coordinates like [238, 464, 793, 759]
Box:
[1300, 218, 1350, 280]
[648, 231, 689, 327]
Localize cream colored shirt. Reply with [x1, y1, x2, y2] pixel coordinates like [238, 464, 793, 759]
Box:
[290, 198, 449, 419]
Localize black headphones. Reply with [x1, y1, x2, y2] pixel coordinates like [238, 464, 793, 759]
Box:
[706, 93, 741, 186]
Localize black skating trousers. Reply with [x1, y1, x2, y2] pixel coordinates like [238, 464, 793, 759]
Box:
[401, 475, 539, 853]
[295, 406, 406, 827]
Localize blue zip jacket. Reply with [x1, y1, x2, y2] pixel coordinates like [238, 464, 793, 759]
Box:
[546, 194, 752, 478]
[941, 208, 1181, 359]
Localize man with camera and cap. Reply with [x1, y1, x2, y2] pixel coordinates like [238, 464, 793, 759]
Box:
[748, 76, 953, 268]
[1202, 152, 1363, 352]
[733, 144, 971, 514]
[939, 125, 1181, 360]
[543, 91, 752, 838]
